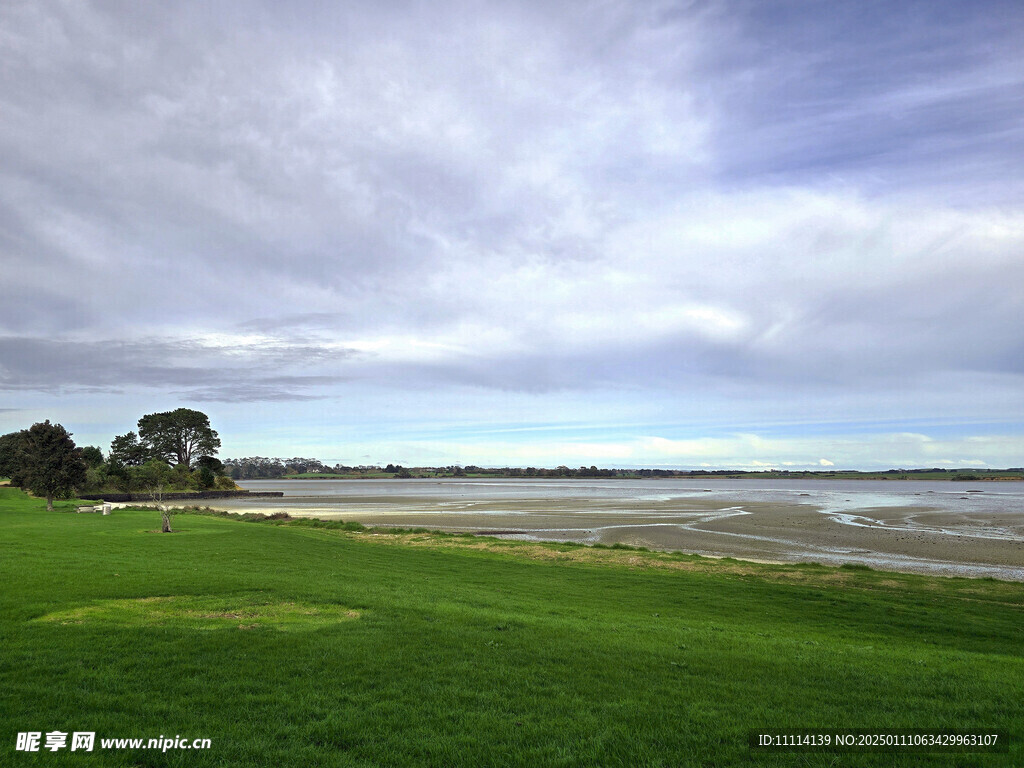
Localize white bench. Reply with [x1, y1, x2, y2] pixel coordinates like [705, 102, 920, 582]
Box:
[76, 503, 112, 515]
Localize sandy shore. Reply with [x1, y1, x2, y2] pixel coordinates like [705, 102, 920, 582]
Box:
[197, 492, 1024, 580]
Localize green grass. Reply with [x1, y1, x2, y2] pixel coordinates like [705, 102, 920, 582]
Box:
[2, 488, 1022, 767]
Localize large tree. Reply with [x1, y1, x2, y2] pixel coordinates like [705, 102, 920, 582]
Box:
[18, 421, 87, 511]
[137, 409, 221, 469]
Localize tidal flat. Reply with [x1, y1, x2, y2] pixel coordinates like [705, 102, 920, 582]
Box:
[199, 478, 1024, 580]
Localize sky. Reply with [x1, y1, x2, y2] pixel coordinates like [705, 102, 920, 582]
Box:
[2, 0, 1023, 469]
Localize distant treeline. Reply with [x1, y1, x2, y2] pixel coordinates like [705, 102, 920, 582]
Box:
[224, 457, 344, 479]
[223, 458, 679, 479]
[221, 459, 1024, 481]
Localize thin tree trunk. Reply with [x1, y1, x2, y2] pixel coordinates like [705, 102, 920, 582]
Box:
[46, 493, 54, 511]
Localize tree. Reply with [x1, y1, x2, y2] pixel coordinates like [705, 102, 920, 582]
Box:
[109, 431, 151, 466]
[133, 459, 176, 532]
[0, 431, 28, 485]
[18, 421, 87, 511]
[81, 445, 104, 468]
[196, 455, 225, 475]
[222, 457, 287, 480]
[137, 409, 220, 469]
[84, 462, 109, 493]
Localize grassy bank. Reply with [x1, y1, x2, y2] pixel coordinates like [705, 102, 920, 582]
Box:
[2, 488, 1022, 767]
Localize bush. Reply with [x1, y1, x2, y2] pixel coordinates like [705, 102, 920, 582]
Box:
[214, 475, 238, 490]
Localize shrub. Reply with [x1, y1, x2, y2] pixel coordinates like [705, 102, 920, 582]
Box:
[215, 475, 238, 490]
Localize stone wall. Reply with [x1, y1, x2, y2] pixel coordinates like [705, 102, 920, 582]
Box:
[77, 490, 284, 502]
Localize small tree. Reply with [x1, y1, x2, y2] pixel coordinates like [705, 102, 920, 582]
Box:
[134, 459, 176, 532]
[137, 409, 220, 469]
[19, 421, 87, 511]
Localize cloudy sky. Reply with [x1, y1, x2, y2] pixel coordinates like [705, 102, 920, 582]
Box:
[2, 0, 1023, 469]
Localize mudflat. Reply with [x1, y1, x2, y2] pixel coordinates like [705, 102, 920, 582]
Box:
[203, 480, 1024, 580]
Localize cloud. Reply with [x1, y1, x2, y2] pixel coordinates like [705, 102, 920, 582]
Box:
[1, 1, 1022, 464]
[707, 0, 1024, 200]
[177, 382, 336, 403]
[0, 335, 356, 401]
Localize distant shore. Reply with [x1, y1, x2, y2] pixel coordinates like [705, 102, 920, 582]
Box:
[265, 469, 1024, 481]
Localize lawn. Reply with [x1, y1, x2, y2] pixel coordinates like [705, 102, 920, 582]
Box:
[1, 487, 1021, 766]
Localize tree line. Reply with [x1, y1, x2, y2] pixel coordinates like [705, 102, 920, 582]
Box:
[0, 409, 233, 530]
[222, 458, 420, 479]
[219, 460, 689, 479]
[224, 457, 335, 479]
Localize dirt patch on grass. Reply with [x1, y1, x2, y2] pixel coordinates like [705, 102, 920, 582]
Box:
[34, 595, 360, 631]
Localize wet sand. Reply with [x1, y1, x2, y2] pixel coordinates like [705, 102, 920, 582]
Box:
[200, 490, 1024, 581]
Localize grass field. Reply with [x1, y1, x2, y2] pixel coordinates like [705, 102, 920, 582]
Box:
[2, 487, 1022, 767]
